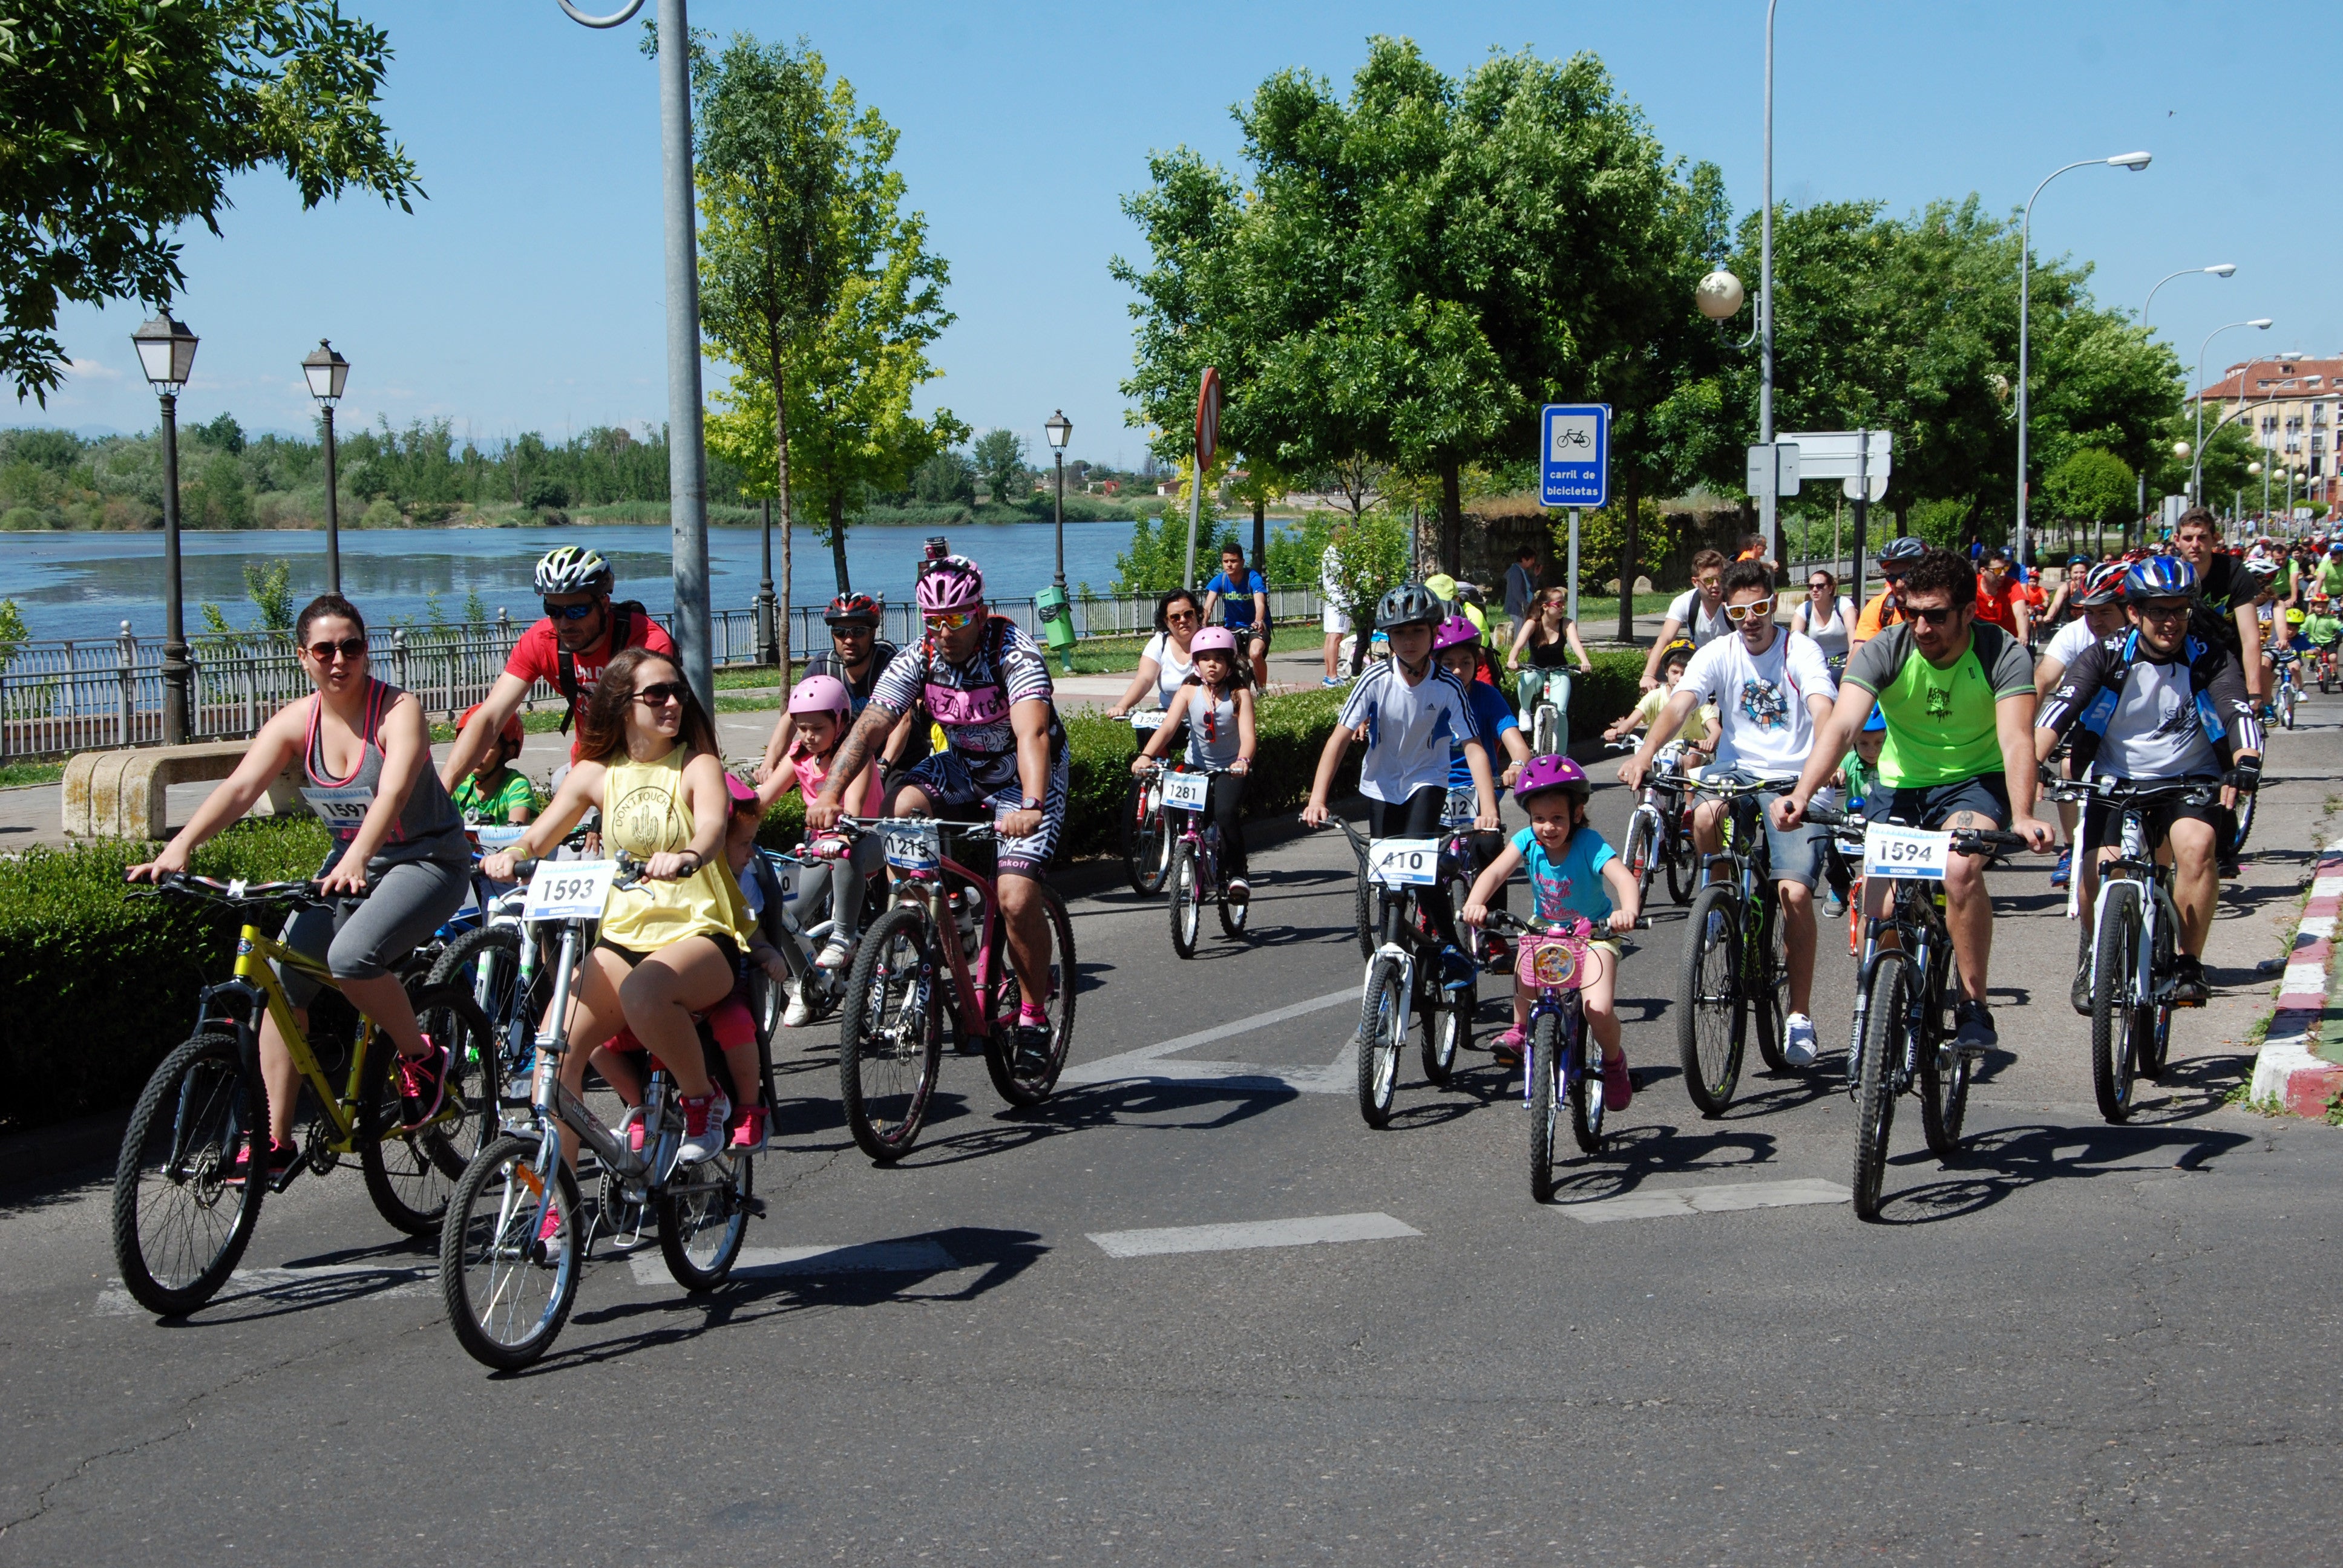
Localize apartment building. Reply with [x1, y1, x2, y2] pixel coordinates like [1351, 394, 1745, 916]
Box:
[2198, 353, 2342, 512]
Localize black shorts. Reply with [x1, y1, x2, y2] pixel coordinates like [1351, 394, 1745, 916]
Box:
[2081, 780, 2223, 857]
[597, 933, 741, 972]
[1883, 773, 2011, 831]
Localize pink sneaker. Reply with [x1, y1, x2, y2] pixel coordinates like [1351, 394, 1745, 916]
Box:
[1491, 1028, 1525, 1067]
[535, 1200, 565, 1264]
[396, 1034, 450, 1126]
[729, 1103, 768, 1154]
[1601, 1054, 1634, 1112]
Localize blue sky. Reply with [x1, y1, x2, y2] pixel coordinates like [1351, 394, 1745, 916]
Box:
[18, 0, 2333, 469]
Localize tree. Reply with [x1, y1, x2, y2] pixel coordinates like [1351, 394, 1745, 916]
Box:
[2043, 446, 2135, 550]
[972, 429, 1027, 509]
[1, 1, 421, 401]
[911, 448, 975, 504]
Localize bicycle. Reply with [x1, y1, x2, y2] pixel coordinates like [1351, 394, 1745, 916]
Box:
[1525, 674, 1568, 758]
[832, 816, 1077, 1162]
[1333, 816, 1476, 1126]
[1481, 909, 1646, 1196]
[1675, 776, 1795, 1116]
[1351, 785, 1482, 967]
[1609, 739, 1699, 909]
[1807, 804, 2027, 1220]
[425, 825, 561, 1134]
[439, 852, 758, 1370]
[1146, 761, 1250, 958]
[110, 876, 494, 1318]
[2273, 649, 2301, 731]
[1119, 711, 1175, 894]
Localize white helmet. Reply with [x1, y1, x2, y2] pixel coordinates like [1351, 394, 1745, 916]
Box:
[534, 545, 612, 596]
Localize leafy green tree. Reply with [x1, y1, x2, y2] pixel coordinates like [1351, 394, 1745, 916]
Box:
[2043, 446, 2135, 550]
[911, 448, 975, 504]
[972, 429, 1027, 510]
[2, 1, 421, 401]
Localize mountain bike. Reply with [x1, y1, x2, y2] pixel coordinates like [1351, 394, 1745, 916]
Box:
[1675, 776, 1795, 1116]
[1332, 817, 1476, 1126]
[440, 852, 757, 1370]
[1481, 909, 1646, 1197]
[832, 817, 1077, 1162]
[2273, 649, 2301, 731]
[1610, 739, 1699, 909]
[111, 876, 493, 1318]
[1119, 712, 1174, 894]
[1145, 761, 1250, 958]
[1352, 786, 1481, 966]
[1807, 805, 2027, 1221]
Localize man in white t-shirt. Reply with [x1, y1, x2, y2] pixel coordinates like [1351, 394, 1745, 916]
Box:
[1639, 548, 1731, 690]
[1620, 558, 1838, 1063]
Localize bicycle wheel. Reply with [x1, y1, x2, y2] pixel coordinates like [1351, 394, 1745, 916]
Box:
[1167, 837, 1202, 959]
[1566, 1007, 1606, 1156]
[1916, 954, 1970, 1158]
[2140, 910, 2175, 1081]
[2089, 883, 2143, 1123]
[1355, 954, 1407, 1128]
[1664, 824, 1695, 907]
[658, 1149, 752, 1292]
[2231, 792, 2257, 856]
[1422, 965, 1468, 1086]
[1851, 952, 1909, 1222]
[1677, 885, 1746, 1116]
[2281, 687, 2298, 730]
[1620, 809, 1658, 903]
[1215, 867, 1250, 941]
[439, 1132, 580, 1371]
[1121, 777, 1171, 895]
[1352, 852, 1384, 963]
[1751, 893, 1792, 1073]
[837, 903, 943, 1161]
[111, 1031, 267, 1317]
[983, 883, 1077, 1106]
[358, 984, 494, 1236]
[1528, 1011, 1563, 1201]
[425, 924, 540, 1116]
[1532, 702, 1560, 757]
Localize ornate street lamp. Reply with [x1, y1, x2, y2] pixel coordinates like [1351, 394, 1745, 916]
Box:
[133, 313, 199, 744]
[301, 339, 350, 594]
[1045, 410, 1072, 590]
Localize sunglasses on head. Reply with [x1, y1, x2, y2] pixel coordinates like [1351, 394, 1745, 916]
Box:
[631, 681, 687, 707]
[1722, 597, 1775, 622]
[543, 599, 599, 622]
[924, 610, 980, 633]
[305, 636, 367, 662]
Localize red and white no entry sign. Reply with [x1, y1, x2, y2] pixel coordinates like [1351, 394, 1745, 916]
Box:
[1194, 367, 1221, 469]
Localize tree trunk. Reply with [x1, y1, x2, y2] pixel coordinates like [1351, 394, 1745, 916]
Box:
[829, 490, 851, 595]
[1251, 497, 1267, 583]
[770, 349, 793, 679]
[1438, 461, 1463, 577]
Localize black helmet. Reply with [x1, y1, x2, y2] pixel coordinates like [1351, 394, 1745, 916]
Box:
[1375, 583, 1444, 631]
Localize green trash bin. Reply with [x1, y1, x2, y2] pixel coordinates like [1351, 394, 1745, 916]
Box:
[1036, 585, 1077, 671]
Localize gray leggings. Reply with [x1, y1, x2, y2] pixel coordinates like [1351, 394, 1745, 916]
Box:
[794, 831, 881, 942]
[276, 857, 472, 1006]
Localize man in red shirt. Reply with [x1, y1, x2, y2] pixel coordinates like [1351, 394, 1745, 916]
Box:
[439, 544, 675, 791]
[1973, 546, 2031, 645]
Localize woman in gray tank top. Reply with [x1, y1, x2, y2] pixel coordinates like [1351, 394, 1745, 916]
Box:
[128, 594, 476, 1175]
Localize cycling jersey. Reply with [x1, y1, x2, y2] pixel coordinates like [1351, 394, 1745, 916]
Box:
[868, 616, 1060, 797]
[1448, 679, 1518, 789]
[2036, 628, 2261, 779]
[1337, 659, 1473, 803]
[1841, 621, 2032, 788]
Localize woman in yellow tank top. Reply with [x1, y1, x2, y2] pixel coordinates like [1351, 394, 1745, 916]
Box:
[483, 647, 752, 1164]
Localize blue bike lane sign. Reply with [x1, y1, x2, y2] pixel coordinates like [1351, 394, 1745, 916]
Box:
[1539, 403, 1610, 509]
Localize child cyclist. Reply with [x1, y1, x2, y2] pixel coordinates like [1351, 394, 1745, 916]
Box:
[755, 674, 883, 1007]
[1132, 626, 1257, 900]
[450, 702, 540, 825]
[1603, 638, 1715, 768]
[1461, 757, 1640, 1098]
[1303, 583, 1500, 990]
[2306, 595, 2342, 684]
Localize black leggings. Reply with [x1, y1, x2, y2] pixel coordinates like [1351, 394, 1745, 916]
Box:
[1368, 785, 1464, 952]
[1204, 773, 1248, 877]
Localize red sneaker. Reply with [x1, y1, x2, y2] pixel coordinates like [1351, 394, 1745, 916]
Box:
[728, 1103, 769, 1154]
[1601, 1053, 1634, 1112]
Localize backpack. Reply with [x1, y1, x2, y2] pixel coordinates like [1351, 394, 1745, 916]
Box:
[555, 599, 646, 733]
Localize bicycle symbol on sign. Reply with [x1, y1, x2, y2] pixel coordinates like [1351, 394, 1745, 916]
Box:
[1553, 426, 1591, 451]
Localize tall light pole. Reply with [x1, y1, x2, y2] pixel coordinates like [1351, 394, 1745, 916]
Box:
[133, 314, 199, 745]
[756, 497, 777, 665]
[560, 0, 713, 710]
[1758, 0, 1780, 575]
[2192, 318, 2272, 501]
[1045, 410, 1072, 590]
[301, 339, 349, 595]
[2017, 151, 2150, 571]
[2142, 262, 2235, 327]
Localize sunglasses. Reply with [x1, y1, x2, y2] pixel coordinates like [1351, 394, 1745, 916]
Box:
[1908, 604, 1962, 627]
[924, 610, 980, 633]
[1807, 581, 1833, 591]
[1722, 597, 1775, 622]
[631, 681, 687, 707]
[304, 636, 367, 662]
[543, 599, 599, 622]
[1879, 568, 1909, 581]
[2137, 601, 2192, 622]
[1164, 608, 1200, 624]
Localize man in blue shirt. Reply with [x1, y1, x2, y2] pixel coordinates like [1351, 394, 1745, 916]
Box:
[1203, 542, 1269, 674]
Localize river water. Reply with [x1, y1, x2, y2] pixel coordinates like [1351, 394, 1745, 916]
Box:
[0, 518, 1252, 644]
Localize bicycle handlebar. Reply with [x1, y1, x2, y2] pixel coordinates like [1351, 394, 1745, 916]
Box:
[2042, 778, 2221, 809]
[129, 873, 332, 907]
[837, 814, 1003, 843]
[1478, 909, 1651, 936]
[1801, 803, 2030, 854]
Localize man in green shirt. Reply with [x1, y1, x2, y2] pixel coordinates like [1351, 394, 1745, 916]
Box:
[1775, 548, 2053, 1054]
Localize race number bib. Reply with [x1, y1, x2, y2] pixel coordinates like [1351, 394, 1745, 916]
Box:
[523, 859, 619, 921]
[1441, 786, 1478, 828]
[1863, 823, 1951, 881]
[1129, 711, 1165, 733]
[1369, 837, 1443, 888]
[882, 822, 942, 872]
[300, 785, 373, 840]
[1161, 771, 1211, 812]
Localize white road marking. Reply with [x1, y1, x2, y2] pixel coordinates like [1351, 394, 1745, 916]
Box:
[1061, 988, 1358, 1093]
[1560, 1178, 1852, 1224]
[626, 1240, 956, 1286]
[1087, 1210, 1420, 1259]
[97, 1263, 434, 1316]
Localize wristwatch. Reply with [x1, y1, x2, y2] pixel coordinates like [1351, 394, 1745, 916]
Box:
[1019, 797, 1043, 811]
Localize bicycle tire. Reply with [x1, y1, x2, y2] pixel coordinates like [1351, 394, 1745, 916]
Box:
[1664, 824, 1695, 907]
[1352, 851, 1384, 964]
[1751, 892, 1792, 1073]
[1356, 954, 1407, 1128]
[1422, 967, 1467, 1086]
[111, 1030, 267, 1317]
[1528, 1011, 1563, 1201]
[358, 984, 494, 1236]
[440, 1132, 580, 1371]
[1121, 777, 1171, 895]
[424, 923, 539, 1116]
[1566, 1005, 1605, 1156]
[2141, 912, 2175, 1081]
[1532, 702, 1560, 758]
[1215, 867, 1250, 941]
[982, 882, 1078, 1106]
[2089, 883, 2143, 1123]
[2281, 688, 2298, 730]
[837, 902, 943, 1161]
[1621, 809, 1658, 903]
[1167, 838, 1202, 959]
[2231, 791, 2257, 856]
[1916, 961, 1970, 1159]
[658, 1149, 753, 1292]
[1677, 885, 1746, 1116]
[1851, 951, 1909, 1221]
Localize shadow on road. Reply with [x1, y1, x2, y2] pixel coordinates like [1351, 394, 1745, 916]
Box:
[1865, 1117, 2253, 1225]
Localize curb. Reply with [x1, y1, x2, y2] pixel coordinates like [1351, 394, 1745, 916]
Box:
[2249, 837, 2343, 1117]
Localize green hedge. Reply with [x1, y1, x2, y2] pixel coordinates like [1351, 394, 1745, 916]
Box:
[0, 817, 332, 1131]
[1568, 648, 1650, 742]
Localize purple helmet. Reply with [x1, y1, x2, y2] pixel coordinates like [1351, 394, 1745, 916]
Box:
[916, 554, 985, 613]
[1432, 614, 1480, 652]
[1515, 753, 1590, 808]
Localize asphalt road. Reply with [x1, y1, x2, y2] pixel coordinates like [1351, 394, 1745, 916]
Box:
[5, 689, 2342, 1565]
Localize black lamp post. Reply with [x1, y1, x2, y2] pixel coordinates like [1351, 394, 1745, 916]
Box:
[1045, 409, 1072, 589]
[133, 313, 198, 744]
[756, 497, 778, 665]
[301, 339, 350, 594]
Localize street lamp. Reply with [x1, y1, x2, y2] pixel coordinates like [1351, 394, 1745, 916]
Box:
[2142, 262, 2235, 327]
[2192, 318, 2272, 501]
[1045, 410, 1072, 590]
[2016, 151, 2150, 570]
[1758, 0, 1781, 575]
[301, 339, 349, 595]
[133, 313, 198, 745]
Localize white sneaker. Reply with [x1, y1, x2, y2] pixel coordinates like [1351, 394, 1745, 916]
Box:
[814, 935, 854, 972]
[678, 1091, 731, 1164]
[1783, 1012, 1819, 1068]
[781, 982, 813, 1029]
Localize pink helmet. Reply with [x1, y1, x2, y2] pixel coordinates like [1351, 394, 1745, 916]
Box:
[788, 674, 850, 715]
[1190, 626, 1238, 657]
[1432, 614, 1480, 652]
[916, 554, 985, 613]
[1514, 753, 1590, 807]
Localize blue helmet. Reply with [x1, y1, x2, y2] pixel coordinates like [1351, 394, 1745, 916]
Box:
[1861, 708, 1887, 733]
[2122, 555, 2197, 605]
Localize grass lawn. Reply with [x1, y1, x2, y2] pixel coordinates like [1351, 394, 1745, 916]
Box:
[0, 760, 65, 789]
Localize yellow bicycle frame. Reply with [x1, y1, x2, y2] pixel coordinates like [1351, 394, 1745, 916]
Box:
[226, 920, 391, 1155]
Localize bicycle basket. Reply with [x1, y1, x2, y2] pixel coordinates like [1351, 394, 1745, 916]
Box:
[1520, 930, 1586, 990]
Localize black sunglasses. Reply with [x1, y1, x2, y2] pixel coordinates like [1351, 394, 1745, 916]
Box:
[1909, 604, 1962, 627]
[632, 681, 687, 707]
[543, 599, 599, 622]
[304, 636, 367, 662]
